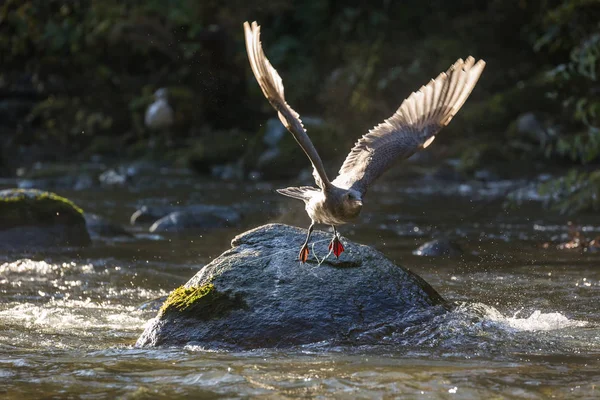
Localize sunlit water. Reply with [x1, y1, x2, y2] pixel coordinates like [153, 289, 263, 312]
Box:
[1, 171, 600, 398]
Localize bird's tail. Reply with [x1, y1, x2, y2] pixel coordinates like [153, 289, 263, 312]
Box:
[276, 186, 318, 202]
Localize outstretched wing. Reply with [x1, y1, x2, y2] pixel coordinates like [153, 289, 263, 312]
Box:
[332, 57, 485, 195]
[244, 21, 330, 189]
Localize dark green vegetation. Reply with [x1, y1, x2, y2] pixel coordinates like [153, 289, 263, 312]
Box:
[0, 0, 599, 212]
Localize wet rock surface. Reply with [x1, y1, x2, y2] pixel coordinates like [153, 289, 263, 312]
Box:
[130, 205, 175, 225]
[149, 205, 241, 233]
[413, 238, 464, 257]
[84, 213, 132, 238]
[137, 223, 447, 349]
[0, 188, 91, 249]
[98, 169, 130, 187]
[15, 162, 105, 191]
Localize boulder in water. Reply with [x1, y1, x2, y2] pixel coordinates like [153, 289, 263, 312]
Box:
[149, 205, 241, 233]
[413, 238, 464, 257]
[137, 223, 447, 349]
[0, 188, 90, 249]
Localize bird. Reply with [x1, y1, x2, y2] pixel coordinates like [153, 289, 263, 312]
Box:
[145, 88, 174, 131]
[243, 21, 486, 263]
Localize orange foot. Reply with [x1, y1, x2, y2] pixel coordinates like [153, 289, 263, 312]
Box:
[329, 237, 345, 258]
[299, 244, 310, 263]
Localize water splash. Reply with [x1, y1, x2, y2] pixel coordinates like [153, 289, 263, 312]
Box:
[497, 309, 588, 331]
[0, 299, 150, 332]
[0, 259, 94, 276]
[452, 302, 588, 332]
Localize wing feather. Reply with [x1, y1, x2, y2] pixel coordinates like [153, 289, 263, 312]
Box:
[243, 21, 330, 189]
[333, 57, 485, 195]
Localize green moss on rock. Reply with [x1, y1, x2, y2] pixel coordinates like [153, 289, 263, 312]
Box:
[160, 284, 216, 313]
[0, 188, 91, 248]
[0, 189, 85, 230]
[160, 283, 245, 319]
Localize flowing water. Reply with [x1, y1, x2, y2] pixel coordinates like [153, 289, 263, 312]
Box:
[1, 169, 599, 399]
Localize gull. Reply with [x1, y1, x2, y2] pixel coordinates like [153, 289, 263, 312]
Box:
[145, 88, 174, 131]
[243, 21, 486, 263]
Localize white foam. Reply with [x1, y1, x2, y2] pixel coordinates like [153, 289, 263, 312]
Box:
[0, 299, 150, 333]
[498, 309, 588, 331]
[0, 259, 94, 275]
[457, 303, 589, 332]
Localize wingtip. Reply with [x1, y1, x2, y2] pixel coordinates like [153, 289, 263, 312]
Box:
[450, 56, 487, 73]
[243, 21, 260, 33]
[464, 56, 487, 71]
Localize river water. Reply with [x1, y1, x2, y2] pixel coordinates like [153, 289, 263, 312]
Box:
[0, 169, 599, 398]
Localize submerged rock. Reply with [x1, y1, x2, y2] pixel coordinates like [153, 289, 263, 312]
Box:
[130, 205, 174, 225]
[16, 162, 104, 191]
[0, 188, 91, 249]
[210, 162, 244, 181]
[413, 238, 464, 257]
[137, 223, 447, 349]
[84, 213, 132, 238]
[98, 168, 130, 187]
[149, 205, 241, 233]
[17, 174, 95, 191]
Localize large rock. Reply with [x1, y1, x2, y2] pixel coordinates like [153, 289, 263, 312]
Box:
[149, 205, 241, 233]
[0, 189, 91, 249]
[137, 223, 447, 349]
[413, 238, 464, 257]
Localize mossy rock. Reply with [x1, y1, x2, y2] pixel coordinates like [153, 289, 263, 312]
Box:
[137, 223, 447, 349]
[0, 188, 91, 249]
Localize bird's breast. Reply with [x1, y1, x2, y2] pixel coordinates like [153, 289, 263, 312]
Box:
[145, 100, 174, 129]
[305, 197, 353, 225]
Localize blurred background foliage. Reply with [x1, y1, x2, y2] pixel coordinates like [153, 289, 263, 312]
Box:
[0, 0, 599, 212]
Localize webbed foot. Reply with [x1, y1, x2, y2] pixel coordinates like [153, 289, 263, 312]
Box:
[328, 236, 345, 258]
[299, 244, 310, 263]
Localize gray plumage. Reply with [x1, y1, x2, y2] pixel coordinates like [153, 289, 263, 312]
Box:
[333, 57, 485, 195]
[244, 21, 329, 190]
[244, 21, 485, 260]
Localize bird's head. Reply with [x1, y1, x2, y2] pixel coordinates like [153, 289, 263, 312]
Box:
[154, 88, 169, 100]
[342, 190, 363, 218]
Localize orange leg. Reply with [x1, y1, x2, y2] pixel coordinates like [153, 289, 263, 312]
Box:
[299, 223, 314, 263]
